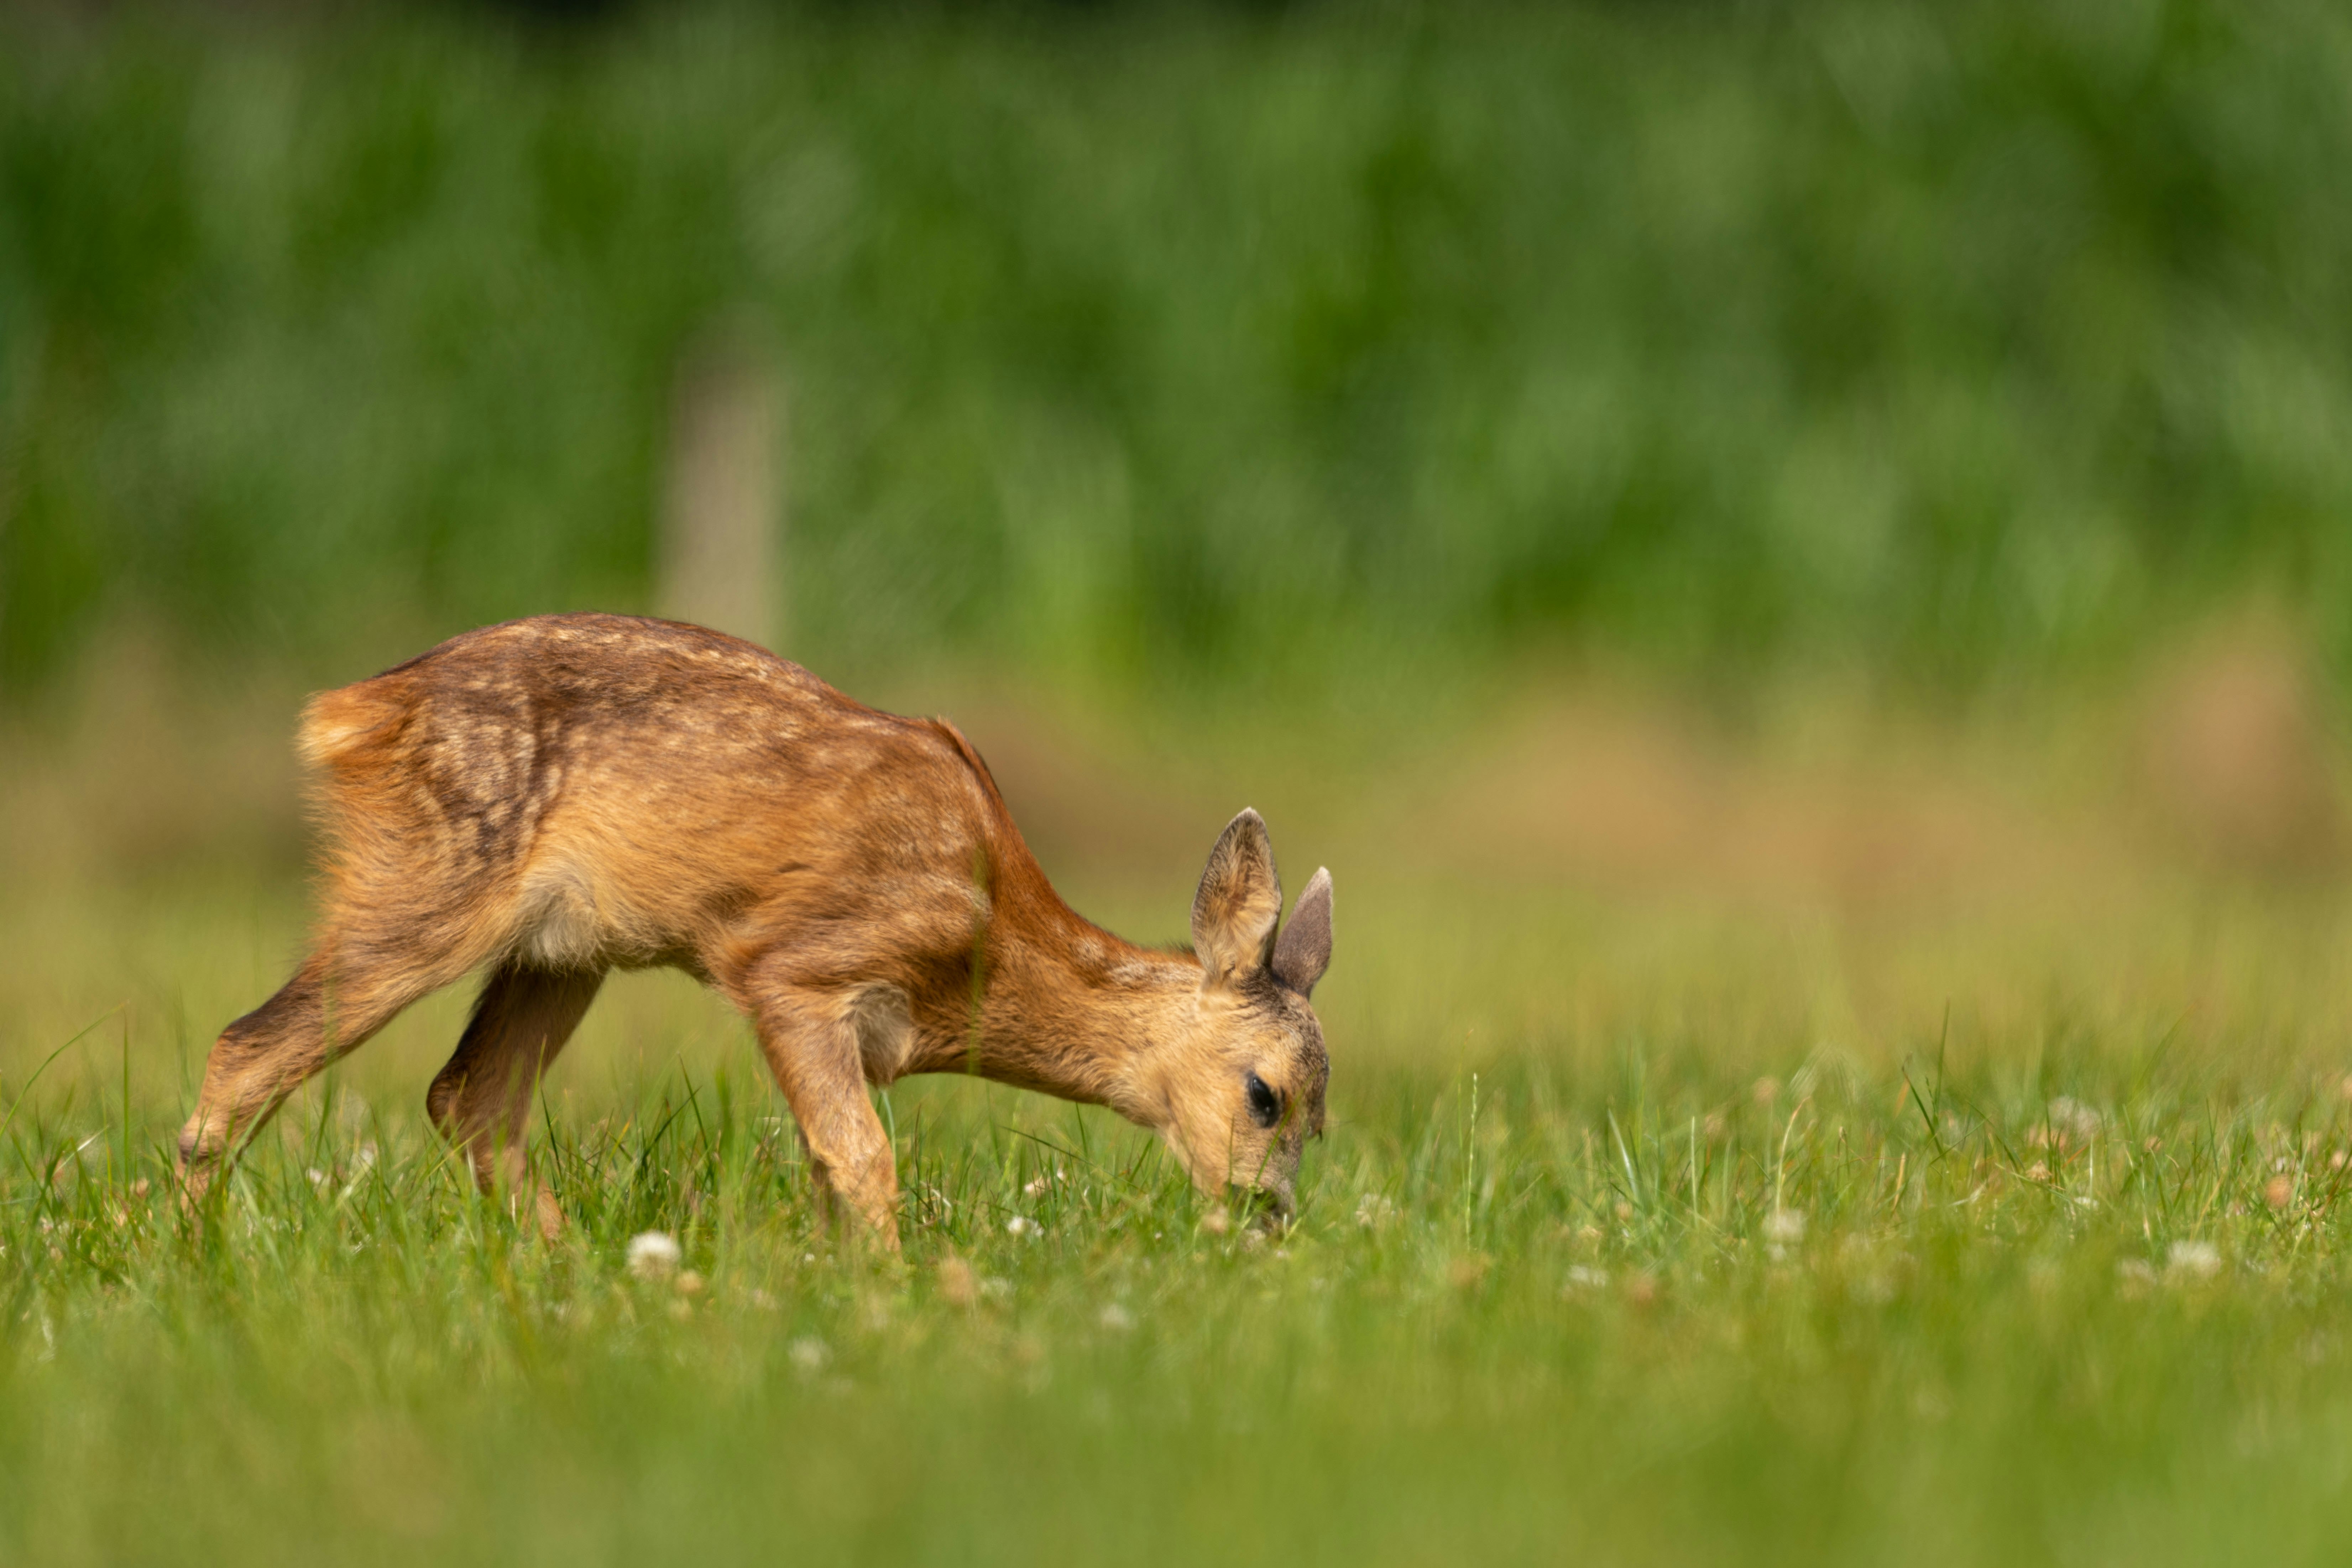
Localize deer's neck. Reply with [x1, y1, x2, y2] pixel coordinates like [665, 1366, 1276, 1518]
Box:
[953, 890, 1202, 1127]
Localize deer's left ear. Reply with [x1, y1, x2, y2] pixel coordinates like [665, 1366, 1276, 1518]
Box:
[1193, 809, 1284, 989]
[1272, 867, 1332, 998]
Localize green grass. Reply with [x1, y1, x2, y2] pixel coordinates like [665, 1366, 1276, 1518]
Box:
[11, 876, 2352, 1564]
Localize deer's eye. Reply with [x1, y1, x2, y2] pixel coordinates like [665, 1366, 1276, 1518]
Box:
[1245, 1072, 1281, 1129]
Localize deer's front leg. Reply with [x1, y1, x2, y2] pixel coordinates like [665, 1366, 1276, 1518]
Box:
[746, 975, 901, 1250]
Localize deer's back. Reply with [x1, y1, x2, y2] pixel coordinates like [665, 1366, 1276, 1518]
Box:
[298, 615, 997, 976]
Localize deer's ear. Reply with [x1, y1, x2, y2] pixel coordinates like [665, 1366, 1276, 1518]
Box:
[1272, 866, 1332, 998]
[1192, 809, 1283, 989]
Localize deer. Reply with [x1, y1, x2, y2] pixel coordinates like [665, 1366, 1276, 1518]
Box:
[176, 613, 1333, 1248]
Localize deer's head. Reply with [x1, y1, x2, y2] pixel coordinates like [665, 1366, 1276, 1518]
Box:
[1153, 809, 1333, 1225]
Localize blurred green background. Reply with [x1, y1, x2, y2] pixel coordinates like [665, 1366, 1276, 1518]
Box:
[7, 0, 2351, 709]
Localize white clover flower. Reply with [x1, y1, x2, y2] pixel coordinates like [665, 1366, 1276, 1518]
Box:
[626, 1230, 682, 1279]
[1762, 1208, 1807, 1261]
[2167, 1239, 2222, 1281]
[2049, 1097, 2102, 1140]
[1006, 1215, 1042, 1239]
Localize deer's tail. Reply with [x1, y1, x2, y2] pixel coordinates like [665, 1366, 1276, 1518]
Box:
[293, 677, 433, 905]
[297, 679, 412, 772]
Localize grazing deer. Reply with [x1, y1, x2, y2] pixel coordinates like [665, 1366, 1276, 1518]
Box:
[178, 614, 1333, 1246]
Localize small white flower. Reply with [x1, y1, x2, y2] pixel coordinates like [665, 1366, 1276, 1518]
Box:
[1763, 1209, 1807, 1245]
[1354, 1194, 1396, 1230]
[1006, 1215, 1042, 1239]
[626, 1230, 682, 1279]
[1564, 1265, 1610, 1293]
[2167, 1240, 2222, 1281]
[2049, 1097, 2102, 1140]
[1098, 1303, 1135, 1332]
[788, 1337, 830, 1374]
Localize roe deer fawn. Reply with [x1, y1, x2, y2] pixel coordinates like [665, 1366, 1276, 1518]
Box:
[178, 614, 1333, 1246]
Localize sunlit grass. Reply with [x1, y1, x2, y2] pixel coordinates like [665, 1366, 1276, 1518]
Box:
[12, 885, 2352, 1563]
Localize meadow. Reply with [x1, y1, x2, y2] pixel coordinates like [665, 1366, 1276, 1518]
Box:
[11, 0, 2352, 1561]
[11, 762, 2352, 1564]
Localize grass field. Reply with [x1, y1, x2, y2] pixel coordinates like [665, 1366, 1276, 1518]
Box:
[10, 839, 2352, 1565]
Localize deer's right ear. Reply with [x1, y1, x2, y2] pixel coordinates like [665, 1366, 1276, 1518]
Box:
[1192, 809, 1284, 989]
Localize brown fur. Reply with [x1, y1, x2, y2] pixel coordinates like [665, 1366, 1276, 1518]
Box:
[177, 614, 1334, 1246]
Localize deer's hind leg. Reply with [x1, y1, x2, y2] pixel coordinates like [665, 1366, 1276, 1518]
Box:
[426, 963, 603, 1239]
[178, 932, 476, 1196]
